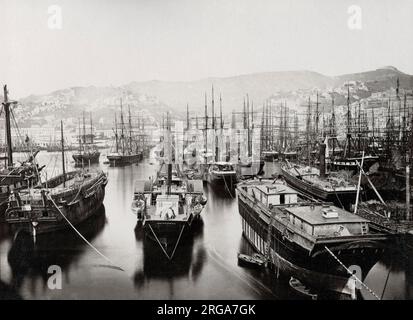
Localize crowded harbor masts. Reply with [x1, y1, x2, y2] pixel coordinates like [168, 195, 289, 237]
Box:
[0, 85, 43, 219]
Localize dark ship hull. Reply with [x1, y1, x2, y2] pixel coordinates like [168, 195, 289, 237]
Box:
[5, 171, 107, 234]
[107, 153, 141, 166]
[144, 217, 194, 246]
[281, 167, 358, 203]
[209, 171, 237, 186]
[73, 151, 101, 166]
[237, 190, 390, 296]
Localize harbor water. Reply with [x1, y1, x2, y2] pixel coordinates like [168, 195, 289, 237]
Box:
[0, 152, 412, 300]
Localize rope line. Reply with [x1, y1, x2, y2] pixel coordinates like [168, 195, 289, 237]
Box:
[223, 174, 235, 198]
[324, 245, 380, 300]
[169, 224, 186, 260]
[47, 194, 124, 271]
[148, 223, 172, 259]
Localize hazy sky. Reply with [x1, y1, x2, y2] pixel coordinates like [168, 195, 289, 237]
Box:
[1, 0, 413, 97]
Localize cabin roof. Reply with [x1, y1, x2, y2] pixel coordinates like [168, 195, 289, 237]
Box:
[284, 205, 368, 226]
[255, 184, 297, 195]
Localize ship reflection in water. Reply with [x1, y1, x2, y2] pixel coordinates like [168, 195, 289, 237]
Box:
[7, 206, 107, 294]
[0, 153, 412, 299]
[133, 219, 206, 295]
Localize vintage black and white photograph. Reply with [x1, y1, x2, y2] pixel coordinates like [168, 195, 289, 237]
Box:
[1, 0, 413, 304]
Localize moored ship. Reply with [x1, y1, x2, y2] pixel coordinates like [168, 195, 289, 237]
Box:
[281, 160, 359, 207]
[5, 121, 108, 235]
[237, 179, 392, 297]
[132, 113, 207, 260]
[132, 163, 206, 260]
[208, 161, 238, 188]
[73, 113, 101, 166]
[107, 100, 142, 166]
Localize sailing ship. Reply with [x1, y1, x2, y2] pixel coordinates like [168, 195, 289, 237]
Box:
[237, 179, 391, 297]
[132, 114, 207, 260]
[208, 161, 237, 187]
[0, 85, 43, 221]
[5, 121, 108, 235]
[72, 112, 100, 166]
[281, 147, 359, 207]
[107, 100, 142, 166]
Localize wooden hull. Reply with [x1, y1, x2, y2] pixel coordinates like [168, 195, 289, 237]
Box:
[107, 153, 141, 166]
[5, 172, 107, 234]
[281, 167, 357, 204]
[237, 190, 389, 296]
[208, 171, 237, 187]
[73, 152, 100, 165]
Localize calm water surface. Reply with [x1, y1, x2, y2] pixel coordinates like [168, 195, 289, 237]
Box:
[0, 152, 411, 299]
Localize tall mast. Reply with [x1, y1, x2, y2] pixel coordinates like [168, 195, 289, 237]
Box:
[220, 93, 223, 130]
[279, 102, 284, 149]
[82, 111, 86, 147]
[260, 103, 265, 152]
[120, 99, 125, 155]
[90, 113, 93, 145]
[186, 103, 190, 130]
[211, 85, 215, 130]
[315, 92, 320, 139]
[61, 120, 66, 187]
[306, 97, 311, 165]
[284, 102, 287, 148]
[166, 112, 172, 195]
[331, 97, 336, 161]
[115, 113, 119, 153]
[403, 93, 407, 159]
[357, 102, 361, 152]
[78, 118, 82, 154]
[371, 107, 375, 142]
[204, 92, 208, 153]
[346, 85, 351, 157]
[3, 85, 13, 167]
[128, 105, 132, 153]
[243, 98, 247, 129]
[251, 100, 254, 129]
[247, 94, 250, 156]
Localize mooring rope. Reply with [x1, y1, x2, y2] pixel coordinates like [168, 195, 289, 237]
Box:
[148, 223, 186, 261]
[47, 194, 124, 271]
[324, 245, 380, 300]
[223, 174, 235, 198]
[170, 224, 186, 260]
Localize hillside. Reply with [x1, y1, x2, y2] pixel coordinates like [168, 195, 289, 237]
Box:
[4, 66, 412, 127]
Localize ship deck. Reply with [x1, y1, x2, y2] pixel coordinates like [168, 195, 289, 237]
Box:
[284, 205, 368, 226]
[284, 166, 358, 192]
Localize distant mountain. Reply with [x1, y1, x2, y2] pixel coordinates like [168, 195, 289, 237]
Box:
[8, 66, 413, 127]
[125, 70, 332, 111]
[335, 66, 413, 93]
